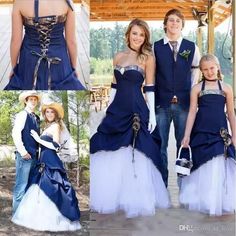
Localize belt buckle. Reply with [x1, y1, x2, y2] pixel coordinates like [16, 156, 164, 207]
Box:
[171, 96, 178, 104]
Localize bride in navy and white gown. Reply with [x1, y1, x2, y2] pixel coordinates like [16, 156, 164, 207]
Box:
[90, 19, 170, 218]
[12, 102, 81, 231]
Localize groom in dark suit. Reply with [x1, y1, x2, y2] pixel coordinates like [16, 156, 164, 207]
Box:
[12, 91, 40, 213]
[153, 9, 200, 187]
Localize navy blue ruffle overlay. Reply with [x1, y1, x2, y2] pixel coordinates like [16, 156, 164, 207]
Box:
[28, 135, 80, 222]
[90, 65, 164, 178]
[190, 80, 235, 172]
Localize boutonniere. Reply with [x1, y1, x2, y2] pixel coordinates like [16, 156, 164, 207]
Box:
[179, 50, 191, 61]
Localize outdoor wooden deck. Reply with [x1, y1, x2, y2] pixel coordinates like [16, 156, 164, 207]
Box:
[0, 6, 11, 89]
[0, 3, 90, 90]
[77, 4, 90, 89]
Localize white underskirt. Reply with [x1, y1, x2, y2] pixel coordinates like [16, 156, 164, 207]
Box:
[179, 155, 236, 216]
[90, 146, 170, 218]
[12, 184, 81, 231]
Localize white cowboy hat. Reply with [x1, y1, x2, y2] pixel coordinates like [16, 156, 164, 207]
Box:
[41, 102, 64, 119]
[19, 91, 41, 104]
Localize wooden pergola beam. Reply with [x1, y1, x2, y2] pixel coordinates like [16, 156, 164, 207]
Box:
[0, 0, 84, 3]
[90, 0, 231, 27]
[92, 3, 206, 8]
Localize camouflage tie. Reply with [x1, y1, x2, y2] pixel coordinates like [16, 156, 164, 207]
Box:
[169, 41, 178, 61]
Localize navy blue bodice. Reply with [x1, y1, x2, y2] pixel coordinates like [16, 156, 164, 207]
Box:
[192, 80, 227, 135]
[110, 65, 148, 117]
[39, 134, 65, 170]
[91, 67, 164, 177]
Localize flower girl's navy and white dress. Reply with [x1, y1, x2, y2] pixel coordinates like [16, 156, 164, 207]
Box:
[180, 80, 236, 216]
[4, 0, 85, 90]
[12, 133, 81, 231]
[90, 65, 170, 218]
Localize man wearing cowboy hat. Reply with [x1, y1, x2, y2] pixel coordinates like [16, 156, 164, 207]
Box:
[12, 91, 41, 214]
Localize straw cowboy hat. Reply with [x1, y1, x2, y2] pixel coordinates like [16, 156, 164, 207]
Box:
[41, 102, 64, 119]
[19, 91, 41, 104]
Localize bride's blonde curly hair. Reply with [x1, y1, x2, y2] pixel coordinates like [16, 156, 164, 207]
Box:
[125, 18, 152, 64]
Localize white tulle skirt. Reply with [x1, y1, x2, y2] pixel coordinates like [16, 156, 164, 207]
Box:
[12, 184, 81, 231]
[90, 146, 170, 218]
[179, 155, 236, 216]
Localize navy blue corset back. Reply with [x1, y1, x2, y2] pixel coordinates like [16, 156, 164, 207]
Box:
[192, 80, 227, 134]
[23, 15, 66, 48]
[4, 0, 85, 90]
[23, 0, 73, 49]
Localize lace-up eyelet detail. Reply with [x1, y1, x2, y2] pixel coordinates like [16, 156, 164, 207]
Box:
[26, 16, 66, 89]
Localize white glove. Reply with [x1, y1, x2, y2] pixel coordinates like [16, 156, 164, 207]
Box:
[30, 130, 57, 150]
[30, 130, 41, 143]
[145, 92, 156, 133]
[108, 88, 117, 106]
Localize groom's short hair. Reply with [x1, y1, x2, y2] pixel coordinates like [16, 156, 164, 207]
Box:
[163, 9, 185, 33]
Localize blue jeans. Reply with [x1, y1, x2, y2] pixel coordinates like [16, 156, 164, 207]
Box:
[156, 104, 188, 187]
[12, 152, 36, 214]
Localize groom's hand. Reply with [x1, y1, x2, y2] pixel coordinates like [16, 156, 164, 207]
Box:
[22, 153, 31, 160]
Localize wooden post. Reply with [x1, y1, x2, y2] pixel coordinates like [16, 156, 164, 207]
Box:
[197, 27, 203, 55]
[208, 0, 215, 53]
[233, 0, 236, 110]
[76, 93, 80, 187]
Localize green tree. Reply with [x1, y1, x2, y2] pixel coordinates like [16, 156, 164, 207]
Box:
[151, 27, 164, 44]
[68, 91, 89, 185]
[0, 91, 21, 144]
[110, 23, 126, 57]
